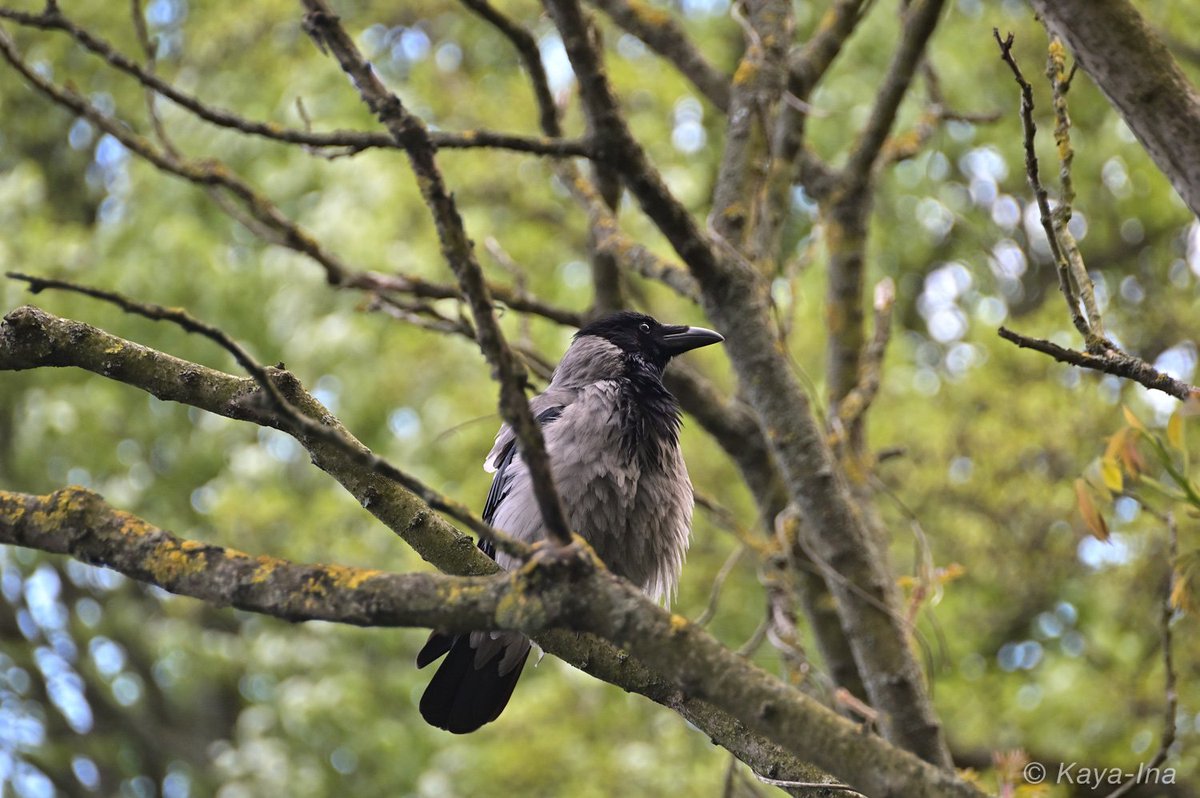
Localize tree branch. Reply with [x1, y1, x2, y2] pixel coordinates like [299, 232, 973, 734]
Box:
[824, 0, 945, 418]
[587, 0, 731, 111]
[457, 0, 563, 137]
[832, 277, 895, 440]
[300, 0, 573, 546]
[1028, 0, 1200, 220]
[756, 0, 869, 263]
[5, 271, 534, 558]
[0, 304, 804, 791]
[0, 488, 512, 631]
[541, 0, 952, 765]
[0, 304, 498, 574]
[0, 5, 591, 158]
[997, 327, 1199, 402]
[0, 486, 984, 798]
[561, 170, 701, 300]
[709, 0, 791, 254]
[542, 0, 727, 286]
[0, 25, 581, 335]
[993, 30, 1091, 339]
[839, 0, 945, 191]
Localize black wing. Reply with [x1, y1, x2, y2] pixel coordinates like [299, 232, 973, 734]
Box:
[476, 405, 565, 559]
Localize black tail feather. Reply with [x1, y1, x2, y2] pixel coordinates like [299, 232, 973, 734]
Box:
[416, 631, 454, 669]
[417, 632, 530, 734]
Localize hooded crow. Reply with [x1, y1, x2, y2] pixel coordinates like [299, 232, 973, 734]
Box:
[416, 311, 724, 733]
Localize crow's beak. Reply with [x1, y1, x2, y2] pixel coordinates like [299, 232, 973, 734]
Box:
[660, 325, 724, 356]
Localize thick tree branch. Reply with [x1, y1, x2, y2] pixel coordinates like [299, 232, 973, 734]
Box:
[0, 488, 511, 631]
[824, 0, 945, 419]
[756, 0, 869, 263]
[0, 306, 837, 795]
[709, 0, 791, 255]
[1028, 0, 1200, 220]
[542, 0, 951, 764]
[547, 0, 870, 712]
[0, 487, 984, 798]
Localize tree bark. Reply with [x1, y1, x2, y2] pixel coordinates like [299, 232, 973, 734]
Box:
[1029, 0, 1200, 220]
[0, 485, 986, 798]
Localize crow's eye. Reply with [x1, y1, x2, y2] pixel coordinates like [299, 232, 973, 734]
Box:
[639, 323, 651, 334]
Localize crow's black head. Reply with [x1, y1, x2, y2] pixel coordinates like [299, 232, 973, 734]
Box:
[576, 311, 724, 372]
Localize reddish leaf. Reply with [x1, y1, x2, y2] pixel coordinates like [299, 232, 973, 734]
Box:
[1075, 479, 1109, 540]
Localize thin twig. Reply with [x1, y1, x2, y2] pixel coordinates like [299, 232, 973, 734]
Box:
[560, 170, 701, 301]
[693, 544, 748, 626]
[751, 772, 863, 795]
[694, 491, 771, 552]
[456, 0, 562, 137]
[832, 277, 894, 436]
[587, 0, 731, 111]
[0, 28, 582, 333]
[0, 5, 592, 158]
[998, 326, 1199, 402]
[993, 29, 1090, 339]
[1045, 34, 1103, 336]
[5, 272, 532, 559]
[780, 509, 937, 680]
[736, 614, 770, 657]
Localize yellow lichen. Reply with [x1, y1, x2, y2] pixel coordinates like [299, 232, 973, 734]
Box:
[626, 0, 672, 28]
[732, 59, 759, 87]
[115, 511, 151, 538]
[145, 541, 207, 583]
[815, 7, 838, 34]
[242, 554, 280, 584]
[303, 574, 328, 596]
[1047, 37, 1067, 67]
[323, 564, 384, 590]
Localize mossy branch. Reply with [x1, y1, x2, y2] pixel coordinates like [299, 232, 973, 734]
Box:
[0, 305, 986, 797]
[0, 485, 983, 798]
[0, 488, 513, 631]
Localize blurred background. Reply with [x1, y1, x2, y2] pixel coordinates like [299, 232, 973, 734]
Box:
[0, 0, 1198, 795]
